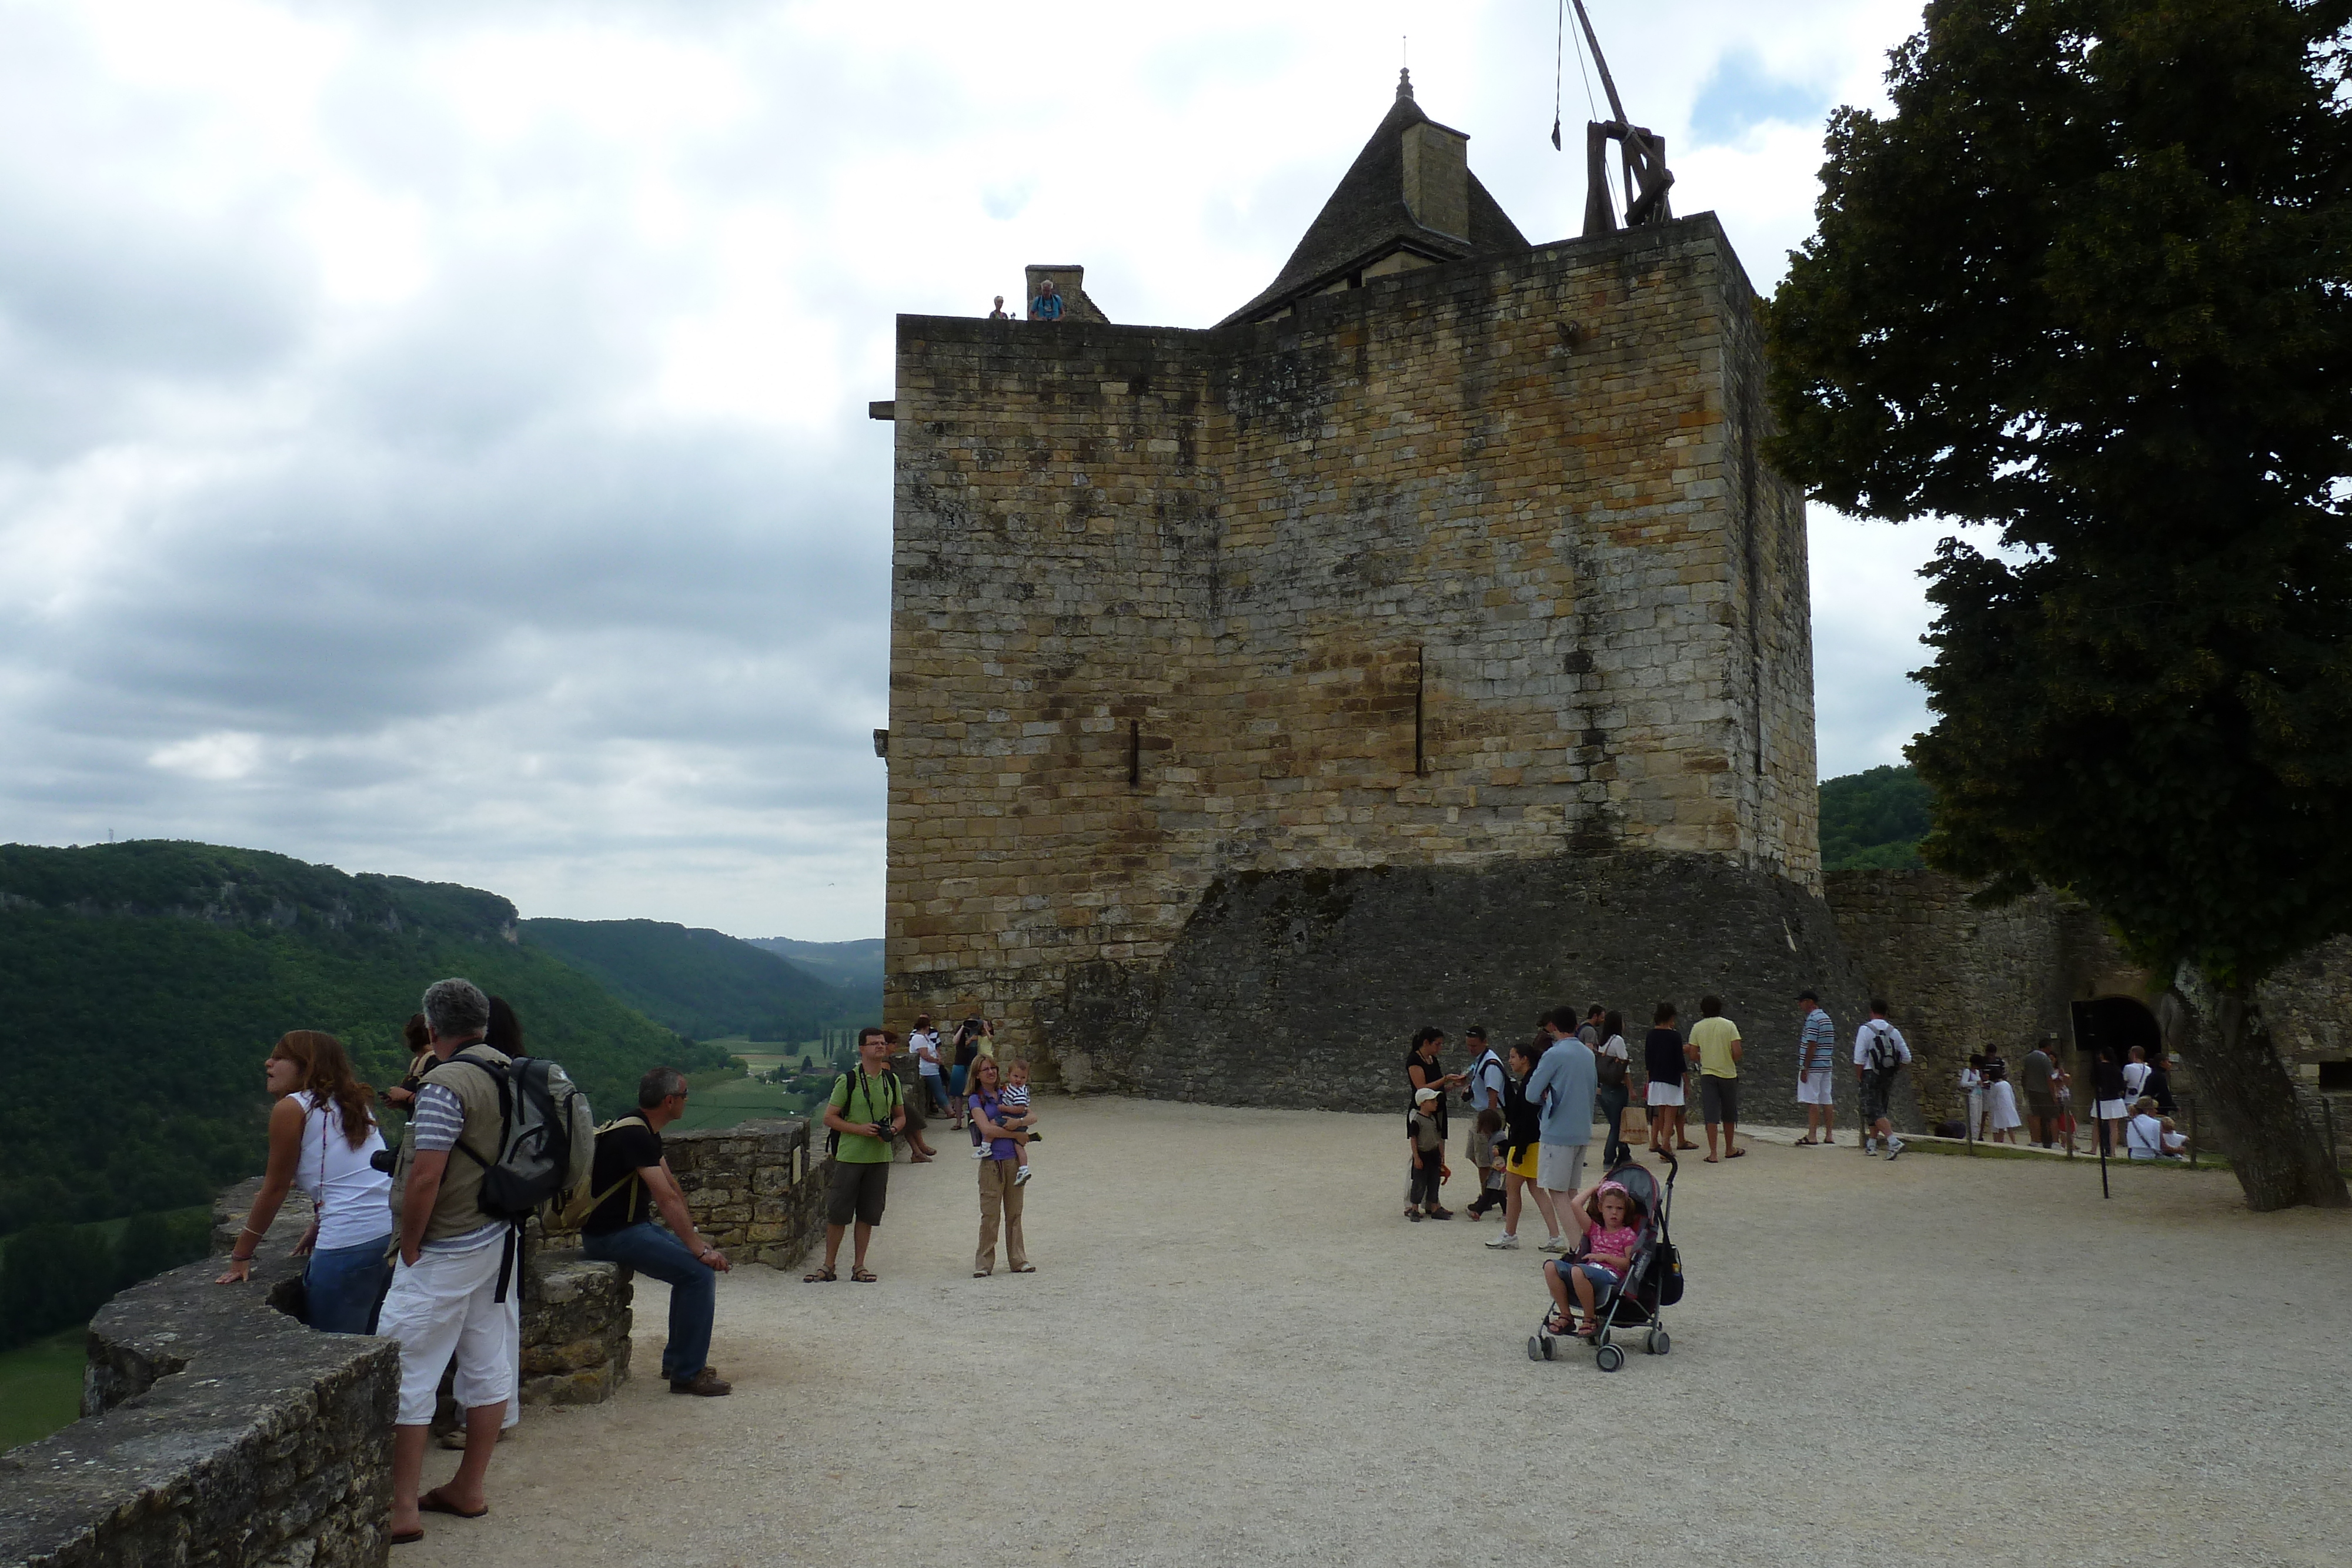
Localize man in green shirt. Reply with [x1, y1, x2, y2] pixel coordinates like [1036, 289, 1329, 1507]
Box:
[1685, 995, 1746, 1164]
[807, 1028, 906, 1283]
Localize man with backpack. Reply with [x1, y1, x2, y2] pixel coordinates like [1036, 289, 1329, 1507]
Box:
[377, 978, 519, 1544]
[1461, 1027, 1510, 1218]
[806, 1027, 906, 1284]
[579, 1066, 733, 1397]
[1853, 999, 1913, 1159]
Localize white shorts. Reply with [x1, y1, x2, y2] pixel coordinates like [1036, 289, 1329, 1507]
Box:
[376, 1236, 519, 1426]
[1796, 1069, 1835, 1105]
[1646, 1082, 1684, 1108]
[1537, 1142, 1586, 1194]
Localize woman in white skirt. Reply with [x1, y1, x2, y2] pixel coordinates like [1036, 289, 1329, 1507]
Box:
[1982, 1048, 2023, 1143]
[1643, 1003, 1689, 1155]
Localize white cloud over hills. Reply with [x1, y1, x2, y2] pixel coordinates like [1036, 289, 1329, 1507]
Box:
[1, 0, 1940, 938]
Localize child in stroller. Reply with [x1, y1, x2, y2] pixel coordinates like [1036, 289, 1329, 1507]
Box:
[1529, 1156, 1678, 1370]
[1542, 1180, 1642, 1338]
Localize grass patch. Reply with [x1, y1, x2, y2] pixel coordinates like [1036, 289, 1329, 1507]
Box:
[0, 1327, 87, 1452]
[670, 1071, 827, 1131]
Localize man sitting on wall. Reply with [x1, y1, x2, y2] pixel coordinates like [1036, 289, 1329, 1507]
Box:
[580, 1066, 734, 1397]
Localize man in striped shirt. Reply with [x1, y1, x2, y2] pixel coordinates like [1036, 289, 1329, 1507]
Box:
[1795, 990, 1839, 1146]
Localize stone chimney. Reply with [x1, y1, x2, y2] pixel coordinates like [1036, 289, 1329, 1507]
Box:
[1401, 122, 1469, 240]
[1023, 264, 1110, 323]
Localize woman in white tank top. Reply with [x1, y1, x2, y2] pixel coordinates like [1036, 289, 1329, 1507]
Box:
[217, 1031, 395, 1333]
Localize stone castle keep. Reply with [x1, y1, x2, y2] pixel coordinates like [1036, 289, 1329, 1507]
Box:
[877, 74, 1858, 1116]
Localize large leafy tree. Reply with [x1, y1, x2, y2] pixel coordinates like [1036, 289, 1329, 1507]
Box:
[1769, 0, 2352, 1208]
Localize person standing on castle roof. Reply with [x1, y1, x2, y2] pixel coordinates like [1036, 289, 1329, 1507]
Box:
[1525, 1008, 1596, 1250]
[989, 295, 1010, 320]
[1030, 278, 1064, 321]
[1687, 995, 1745, 1163]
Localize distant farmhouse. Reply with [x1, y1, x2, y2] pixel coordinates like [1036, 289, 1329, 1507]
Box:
[872, 73, 2352, 1138]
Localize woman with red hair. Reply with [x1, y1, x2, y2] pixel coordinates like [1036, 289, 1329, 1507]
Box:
[216, 1031, 395, 1333]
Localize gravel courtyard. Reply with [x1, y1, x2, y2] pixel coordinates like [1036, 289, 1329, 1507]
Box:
[409, 1098, 2351, 1568]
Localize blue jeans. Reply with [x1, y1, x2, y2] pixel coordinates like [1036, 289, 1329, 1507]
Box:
[583, 1222, 716, 1383]
[305, 1233, 395, 1335]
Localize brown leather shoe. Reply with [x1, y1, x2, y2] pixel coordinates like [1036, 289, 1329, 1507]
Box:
[670, 1367, 732, 1397]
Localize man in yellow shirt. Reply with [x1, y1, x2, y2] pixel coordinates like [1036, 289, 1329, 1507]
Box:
[1685, 995, 1745, 1163]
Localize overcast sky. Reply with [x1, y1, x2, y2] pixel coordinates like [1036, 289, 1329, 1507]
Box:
[1, 0, 1950, 941]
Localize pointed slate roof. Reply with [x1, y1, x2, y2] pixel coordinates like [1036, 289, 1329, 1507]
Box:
[1221, 71, 1531, 326]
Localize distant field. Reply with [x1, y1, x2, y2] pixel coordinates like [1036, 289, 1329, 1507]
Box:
[0, 1329, 86, 1452]
[670, 1068, 827, 1131]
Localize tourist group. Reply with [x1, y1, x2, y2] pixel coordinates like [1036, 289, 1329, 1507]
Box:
[214, 977, 744, 1546]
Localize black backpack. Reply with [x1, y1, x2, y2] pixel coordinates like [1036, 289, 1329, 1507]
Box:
[421, 1048, 594, 1302]
[1865, 1023, 1905, 1076]
[827, 1068, 903, 1156]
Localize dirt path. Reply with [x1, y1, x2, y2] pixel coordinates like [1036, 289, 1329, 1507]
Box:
[406, 1098, 2351, 1567]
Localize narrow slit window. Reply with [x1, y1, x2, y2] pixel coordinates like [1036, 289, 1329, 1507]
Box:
[1128, 719, 1141, 788]
[1414, 648, 1427, 777]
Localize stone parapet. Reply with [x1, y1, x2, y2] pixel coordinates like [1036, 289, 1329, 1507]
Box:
[0, 1188, 394, 1568]
[516, 1246, 632, 1406]
[660, 1119, 830, 1270]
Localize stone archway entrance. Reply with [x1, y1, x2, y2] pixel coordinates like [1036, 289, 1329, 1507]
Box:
[2071, 993, 2162, 1071]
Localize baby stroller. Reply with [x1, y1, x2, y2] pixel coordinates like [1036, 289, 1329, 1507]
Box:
[1527, 1152, 1681, 1372]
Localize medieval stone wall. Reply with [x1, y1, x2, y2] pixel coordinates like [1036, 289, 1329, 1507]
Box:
[1063, 848, 1870, 1128]
[884, 216, 1818, 1084]
[1826, 870, 2352, 1157]
[1824, 871, 2114, 1125]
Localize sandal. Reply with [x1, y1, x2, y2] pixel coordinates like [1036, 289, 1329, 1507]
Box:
[1542, 1307, 1574, 1336]
[802, 1266, 837, 1283]
[1703, 1155, 1719, 1163]
[851, 1266, 878, 1283]
[1794, 1137, 1818, 1146]
[1727, 1146, 1748, 1158]
[419, 1489, 487, 1520]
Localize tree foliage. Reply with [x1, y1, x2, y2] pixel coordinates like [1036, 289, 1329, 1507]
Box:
[0, 841, 727, 1236]
[1819, 765, 1935, 870]
[1768, 0, 2352, 1205]
[0, 1207, 212, 1351]
[1770, 0, 2352, 981]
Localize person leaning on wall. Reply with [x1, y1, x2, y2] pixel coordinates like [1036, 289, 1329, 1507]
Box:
[215, 1031, 395, 1335]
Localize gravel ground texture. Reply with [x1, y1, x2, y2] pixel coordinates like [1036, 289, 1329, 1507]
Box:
[403, 1098, 2352, 1568]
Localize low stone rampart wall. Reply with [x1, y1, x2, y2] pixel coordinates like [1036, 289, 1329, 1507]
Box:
[0, 1195, 395, 1568]
[1, 1113, 877, 1567]
[662, 1118, 831, 1269]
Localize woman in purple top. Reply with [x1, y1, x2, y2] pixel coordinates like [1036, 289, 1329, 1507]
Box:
[965, 1057, 1034, 1277]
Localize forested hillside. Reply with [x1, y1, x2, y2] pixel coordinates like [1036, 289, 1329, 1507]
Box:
[521, 918, 862, 1041]
[0, 841, 724, 1237]
[746, 936, 884, 998]
[1819, 765, 1934, 870]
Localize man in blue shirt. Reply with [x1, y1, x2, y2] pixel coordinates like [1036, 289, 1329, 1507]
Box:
[1030, 278, 1065, 320]
[1525, 1007, 1597, 1253]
